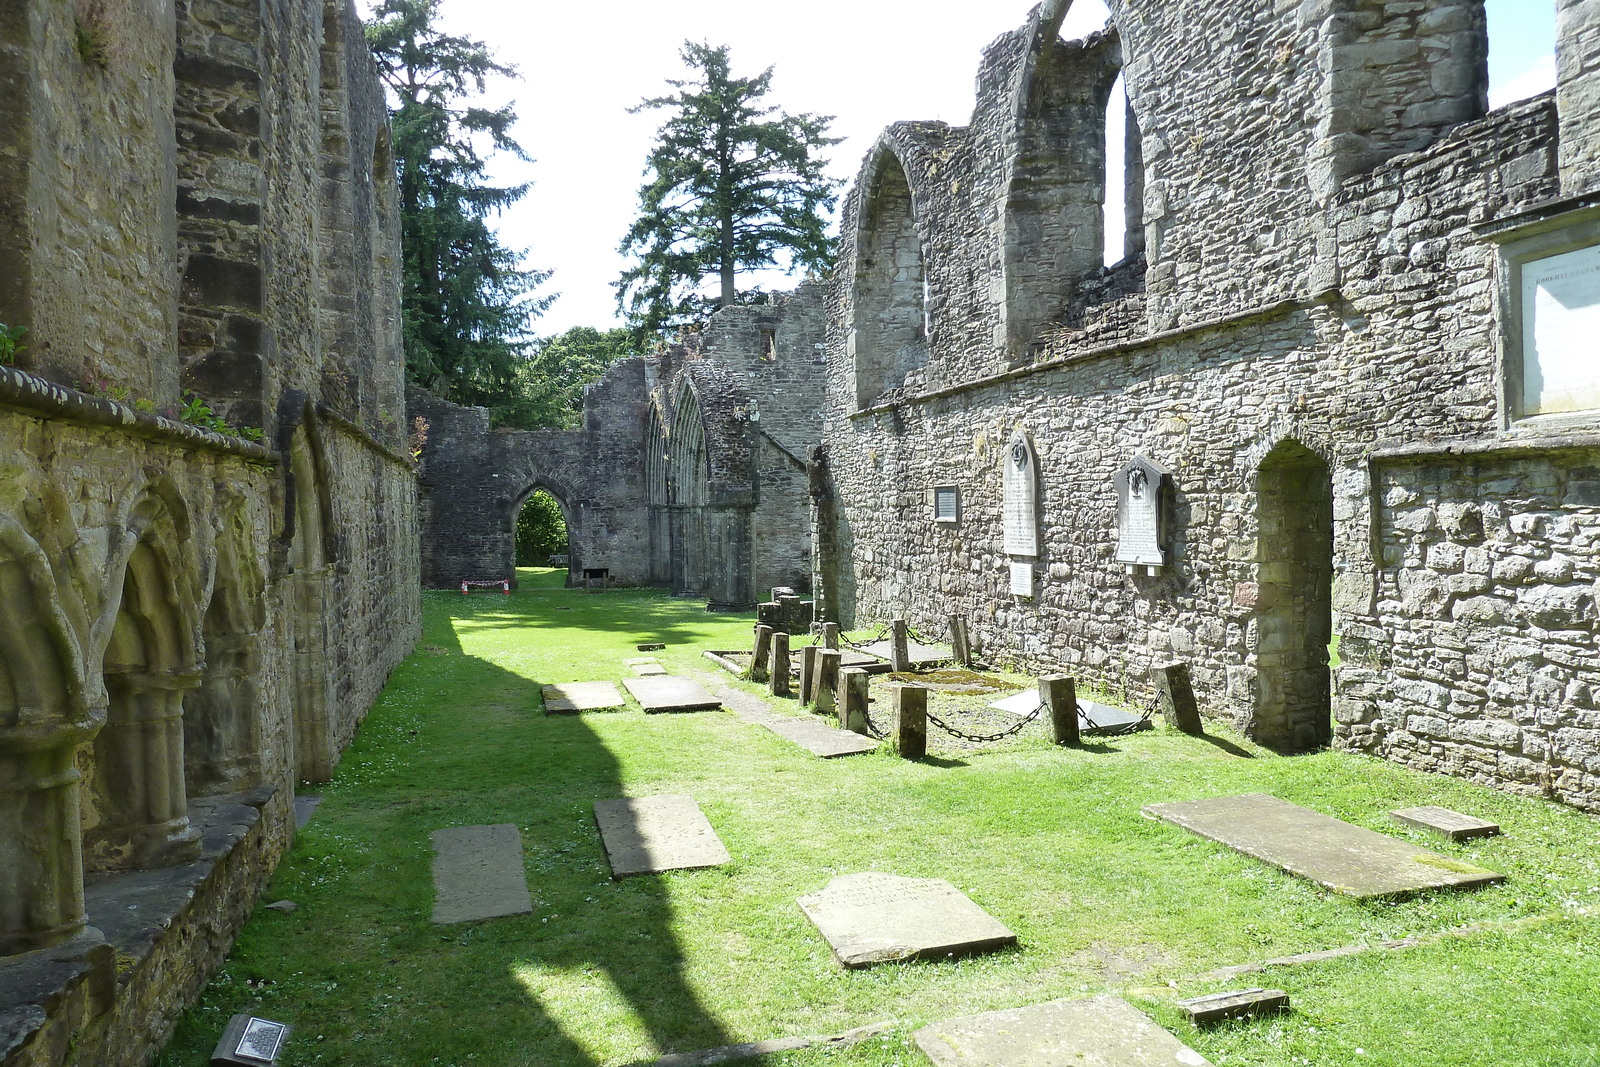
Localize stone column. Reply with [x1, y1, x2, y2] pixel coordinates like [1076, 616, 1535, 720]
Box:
[839, 667, 871, 735]
[1559, 0, 1600, 196]
[799, 644, 818, 705]
[893, 684, 928, 760]
[0, 722, 94, 955]
[814, 649, 842, 713]
[889, 619, 910, 673]
[85, 668, 203, 872]
[750, 625, 773, 683]
[1040, 675, 1079, 747]
[769, 632, 792, 698]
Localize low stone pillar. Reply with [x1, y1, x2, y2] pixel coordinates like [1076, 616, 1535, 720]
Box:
[0, 724, 93, 954]
[799, 644, 818, 705]
[85, 668, 203, 872]
[893, 684, 928, 760]
[1155, 662, 1204, 735]
[769, 632, 792, 698]
[1040, 674, 1079, 747]
[750, 625, 773, 683]
[839, 667, 871, 735]
[821, 622, 840, 650]
[814, 648, 843, 713]
[948, 614, 972, 667]
[889, 619, 910, 673]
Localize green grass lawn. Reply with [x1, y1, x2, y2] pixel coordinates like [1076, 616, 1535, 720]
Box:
[156, 570, 1600, 1066]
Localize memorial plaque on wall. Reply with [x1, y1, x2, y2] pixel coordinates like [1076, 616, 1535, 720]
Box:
[1521, 243, 1600, 415]
[1003, 430, 1039, 556]
[1115, 455, 1170, 570]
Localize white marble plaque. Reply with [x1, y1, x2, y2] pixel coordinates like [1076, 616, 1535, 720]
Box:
[1009, 561, 1034, 597]
[1002, 431, 1038, 556]
[1522, 243, 1600, 415]
[933, 485, 959, 522]
[1115, 458, 1166, 568]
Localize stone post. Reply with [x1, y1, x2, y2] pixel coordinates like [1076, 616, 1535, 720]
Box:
[0, 724, 93, 954]
[890, 619, 910, 673]
[85, 669, 203, 872]
[821, 622, 840, 650]
[948, 614, 972, 667]
[893, 684, 928, 760]
[815, 648, 842, 713]
[750, 625, 773, 683]
[799, 644, 818, 705]
[839, 667, 871, 735]
[1155, 662, 1204, 735]
[769, 631, 792, 698]
[1041, 674, 1079, 747]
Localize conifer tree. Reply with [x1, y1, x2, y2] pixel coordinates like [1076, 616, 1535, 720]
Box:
[617, 42, 840, 337]
[367, 0, 553, 419]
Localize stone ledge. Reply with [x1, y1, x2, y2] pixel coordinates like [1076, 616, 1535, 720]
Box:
[1, 787, 279, 1067]
[0, 366, 278, 465]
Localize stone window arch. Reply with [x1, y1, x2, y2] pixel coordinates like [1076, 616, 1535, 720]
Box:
[287, 424, 338, 783]
[848, 146, 928, 408]
[668, 382, 711, 595]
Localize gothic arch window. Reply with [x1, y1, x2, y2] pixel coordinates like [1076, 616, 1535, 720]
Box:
[849, 148, 928, 408]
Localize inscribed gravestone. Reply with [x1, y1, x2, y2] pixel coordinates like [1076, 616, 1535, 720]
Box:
[914, 995, 1212, 1067]
[1522, 243, 1600, 415]
[593, 795, 730, 878]
[1003, 430, 1039, 556]
[430, 824, 533, 924]
[1115, 455, 1170, 570]
[797, 872, 1016, 968]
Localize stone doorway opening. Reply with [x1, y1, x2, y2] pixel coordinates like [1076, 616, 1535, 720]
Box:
[515, 487, 571, 577]
[1254, 440, 1334, 753]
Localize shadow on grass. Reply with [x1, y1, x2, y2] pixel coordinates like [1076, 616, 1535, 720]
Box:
[1194, 732, 1257, 759]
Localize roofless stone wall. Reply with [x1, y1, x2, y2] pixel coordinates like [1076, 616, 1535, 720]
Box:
[817, 0, 1600, 809]
[0, 2, 418, 1064]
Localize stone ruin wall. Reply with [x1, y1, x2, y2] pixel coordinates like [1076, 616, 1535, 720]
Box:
[0, 2, 419, 1065]
[411, 283, 827, 611]
[818, 0, 1600, 810]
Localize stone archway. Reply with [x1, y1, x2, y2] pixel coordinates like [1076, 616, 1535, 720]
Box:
[1253, 440, 1335, 753]
[668, 381, 711, 597]
[511, 481, 576, 582]
[288, 426, 338, 784]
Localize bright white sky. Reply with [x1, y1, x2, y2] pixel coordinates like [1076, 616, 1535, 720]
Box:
[374, 0, 1558, 336]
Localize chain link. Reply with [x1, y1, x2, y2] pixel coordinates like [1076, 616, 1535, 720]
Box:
[925, 701, 1045, 743]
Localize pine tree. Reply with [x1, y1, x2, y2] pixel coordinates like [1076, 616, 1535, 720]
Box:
[366, 0, 552, 419]
[616, 42, 840, 337]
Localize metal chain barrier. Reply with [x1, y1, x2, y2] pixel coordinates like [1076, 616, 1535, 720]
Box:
[924, 700, 1045, 743]
[839, 623, 888, 651]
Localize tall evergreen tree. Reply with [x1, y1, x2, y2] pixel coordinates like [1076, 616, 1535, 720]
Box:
[616, 42, 840, 337]
[367, 0, 552, 417]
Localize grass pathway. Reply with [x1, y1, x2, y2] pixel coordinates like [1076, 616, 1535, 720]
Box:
[157, 571, 1600, 1066]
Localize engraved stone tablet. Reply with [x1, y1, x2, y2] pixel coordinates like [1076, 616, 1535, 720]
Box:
[541, 681, 625, 714]
[797, 872, 1016, 968]
[594, 795, 730, 878]
[1009, 561, 1034, 597]
[213, 1014, 293, 1066]
[914, 995, 1212, 1067]
[1522, 243, 1600, 415]
[430, 824, 533, 924]
[1003, 430, 1039, 556]
[1115, 455, 1170, 569]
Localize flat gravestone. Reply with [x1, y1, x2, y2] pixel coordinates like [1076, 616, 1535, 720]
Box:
[1143, 793, 1504, 899]
[797, 872, 1016, 968]
[594, 795, 730, 878]
[914, 995, 1211, 1067]
[716, 682, 878, 757]
[624, 676, 723, 713]
[990, 691, 1147, 733]
[857, 638, 953, 668]
[542, 681, 625, 714]
[626, 657, 670, 677]
[1390, 805, 1501, 841]
[430, 824, 533, 924]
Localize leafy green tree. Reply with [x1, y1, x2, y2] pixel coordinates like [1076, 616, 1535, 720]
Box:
[616, 42, 840, 337]
[515, 489, 568, 566]
[497, 326, 643, 430]
[366, 0, 552, 414]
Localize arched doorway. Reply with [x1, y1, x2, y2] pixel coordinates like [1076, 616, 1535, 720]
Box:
[668, 384, 710, 596]
[1254, 440, 1335, 753]
[514, 486, 571, 585]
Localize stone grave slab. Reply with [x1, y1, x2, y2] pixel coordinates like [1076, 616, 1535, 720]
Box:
[593, 795, 730, 878]
[430, 824, 532, 924]
[913, 994, 1211, 1067]
[856, 638, 952, 668]
[716, 682, 878, 757]
[1389, 806, 1501, 841]
[626, 657, 670, 677]
[624, 675, 723, 713]
[1177, 988, 1289, 1026]
[797, 872, 1015, 968]
[541, 681, 625, 714]
[1143, 793, 1504, 899]
[990, 691, 1148, 733]
[293, 794, 322, 829]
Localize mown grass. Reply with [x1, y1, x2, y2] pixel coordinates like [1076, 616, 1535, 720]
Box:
[156, 569, 1600, 1066]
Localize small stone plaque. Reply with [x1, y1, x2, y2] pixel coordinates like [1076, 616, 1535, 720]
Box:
[1390, 806, 1501, 841]
[430, 824, 533, 924]
[1522, 242, 1600, 415]
[1115, 455, 1170, 569]
[541, 681, 625, 714]
[213, 1013, 293, 1065]
[797, 872, 1016, 968]
[1144, 793, 1504, 899]
[624, 675, 722, 712]
[594, 795, 730, 878]
[1009, 561, 1034, 597]
[1177, 988, 1289, 1026]
[914, 995, 1212, 1066]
